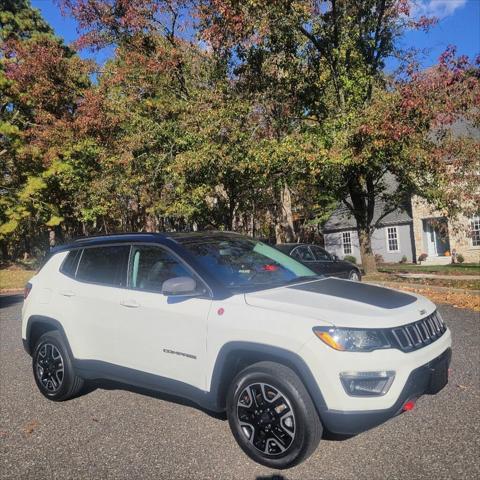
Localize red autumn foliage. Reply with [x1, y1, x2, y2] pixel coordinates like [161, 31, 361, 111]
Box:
[57, 0, 192, 49]
[3, 37, 92, 118]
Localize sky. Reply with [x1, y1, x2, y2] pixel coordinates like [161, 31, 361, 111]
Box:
[31, 0, 480, 69]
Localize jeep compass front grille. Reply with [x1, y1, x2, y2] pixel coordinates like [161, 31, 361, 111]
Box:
[391, 311, 447, 352]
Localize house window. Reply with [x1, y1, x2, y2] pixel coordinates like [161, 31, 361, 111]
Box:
[471, 215, 480, 247]
[342, 232, 352, 255]
[386, 227, 400, 252]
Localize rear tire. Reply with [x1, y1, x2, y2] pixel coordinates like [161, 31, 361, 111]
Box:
[32, 331, 84, 401]
[226, 361, 322, 469]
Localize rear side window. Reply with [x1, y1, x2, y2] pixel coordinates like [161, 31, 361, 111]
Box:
[60, 250, 81, 277]
[76, 245, 130, 287]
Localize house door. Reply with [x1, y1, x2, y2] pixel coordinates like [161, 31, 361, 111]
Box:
[424, 221, 438, 256]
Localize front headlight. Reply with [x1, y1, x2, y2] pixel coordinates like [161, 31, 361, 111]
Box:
[313, 327, 391, 352]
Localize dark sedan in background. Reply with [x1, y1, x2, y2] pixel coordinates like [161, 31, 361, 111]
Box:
[275, 243, 362, 281]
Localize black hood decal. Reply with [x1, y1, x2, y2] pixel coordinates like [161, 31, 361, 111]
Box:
[288, 278, 417, 309]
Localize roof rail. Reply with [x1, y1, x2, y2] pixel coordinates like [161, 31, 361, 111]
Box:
[72, 232, 161, 242]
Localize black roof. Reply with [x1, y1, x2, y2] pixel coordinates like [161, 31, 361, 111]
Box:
[321, 172, 414, 233]
[51, 231, 245, 253]
[275, 243, 316, 253]
[322, 203, 413, 233]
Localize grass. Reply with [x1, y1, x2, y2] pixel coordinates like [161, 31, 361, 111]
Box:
[0, 268, 35, 291]
[378, 263, 480, 275]
[365, 273, 480, 291]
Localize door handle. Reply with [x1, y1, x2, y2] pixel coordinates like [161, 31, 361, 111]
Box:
[59, 290, 75, 297]
[120, 299, 140, 308]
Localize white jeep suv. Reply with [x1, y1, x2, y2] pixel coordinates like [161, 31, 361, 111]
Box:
[22, 232, 451, 469]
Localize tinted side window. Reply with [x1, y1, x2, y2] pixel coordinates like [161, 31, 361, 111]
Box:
[60, 249, 81, 277]
[291, 246, 315, 262]
[310, 246, 331, 261]
[130, 245, 194, 292]
[76, 246, 130, 287]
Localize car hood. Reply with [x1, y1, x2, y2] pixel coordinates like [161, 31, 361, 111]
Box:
[244, 278, 435, 329]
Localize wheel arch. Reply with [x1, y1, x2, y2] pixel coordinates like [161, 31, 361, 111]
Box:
[209, 342, 327, 416]
[24, 315, 73, 358]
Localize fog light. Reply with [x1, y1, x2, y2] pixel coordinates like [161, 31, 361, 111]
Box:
[403, 400, 416, 411]
[340, 371, 395, 397]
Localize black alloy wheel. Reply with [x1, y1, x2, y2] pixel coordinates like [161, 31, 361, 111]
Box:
[35, 343, 64, 393]
[237, 382, 296, 455]
[227, 361, 322, 469]
[32, 331, 84, 401]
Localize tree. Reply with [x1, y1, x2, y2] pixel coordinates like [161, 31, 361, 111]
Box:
[0, 0, 56, 257]
[82, 40, 201, 232]
[197, 0, 478, 272]
[0, 0, 93, 256]
[1, 1, 477, 266]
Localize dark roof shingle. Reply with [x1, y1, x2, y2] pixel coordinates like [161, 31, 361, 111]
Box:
[322, 202, 412, 232]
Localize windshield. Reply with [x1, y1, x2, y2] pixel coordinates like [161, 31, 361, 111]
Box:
[180, 237, 318, 290]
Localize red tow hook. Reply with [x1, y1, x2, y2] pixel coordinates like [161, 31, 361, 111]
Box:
[402, 400, 416, 412]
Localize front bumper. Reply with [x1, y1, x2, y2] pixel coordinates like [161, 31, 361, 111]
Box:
[320, 348, 451, 435]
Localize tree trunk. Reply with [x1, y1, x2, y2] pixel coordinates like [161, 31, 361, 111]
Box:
[145, 214, 157, 232]
[0, 240, 9, 262]
[48, 228, 56, 250]
[358, 227, 377, 274]
[281, 184, 296, 242]
[251, 199, 256, 238]
[229, 203, 236, 231]
[274, 184, 297, 244]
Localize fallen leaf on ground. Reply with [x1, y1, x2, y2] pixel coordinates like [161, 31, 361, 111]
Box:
[23, 420, 39, 435]
[378, 283, 480, 312]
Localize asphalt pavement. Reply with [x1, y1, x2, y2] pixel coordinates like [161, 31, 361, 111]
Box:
[1, 296, 479, 480]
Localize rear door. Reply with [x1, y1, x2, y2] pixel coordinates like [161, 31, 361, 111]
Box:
[115, 244, 212, 390]
[59, 245, 130, 363]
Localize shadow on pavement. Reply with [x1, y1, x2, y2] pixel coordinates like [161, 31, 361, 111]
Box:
[0, 293, 23, 309]
[257, 476, 287, 480]
[81, 379, 228, 421]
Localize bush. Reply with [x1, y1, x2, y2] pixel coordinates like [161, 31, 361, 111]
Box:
[418, 253, 428, 262]
[399, 255, 407, 264]
[374, 253, 384, 265]
[457, 253, 465, 264]
[344, 255, 357, 264]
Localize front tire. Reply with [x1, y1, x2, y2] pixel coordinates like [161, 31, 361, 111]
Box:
[32, 331, 84, 401]
[226, 361, 322, 469]
[348, 269, 361, 281]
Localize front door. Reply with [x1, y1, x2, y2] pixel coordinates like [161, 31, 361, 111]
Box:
[424, 221, 438, 256]
[309, 246, 338, 277]
[115, 244, 212, 391]
[291, 245, 331, 276]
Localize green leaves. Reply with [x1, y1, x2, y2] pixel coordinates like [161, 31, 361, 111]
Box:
[1, 1, 478, 261]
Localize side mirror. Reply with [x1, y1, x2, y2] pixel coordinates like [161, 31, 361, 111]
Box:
[162, 276, 197, 296]
[332, 254, 338, 262]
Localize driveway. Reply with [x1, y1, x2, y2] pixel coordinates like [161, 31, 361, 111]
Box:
[1, 296, 479, 480]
